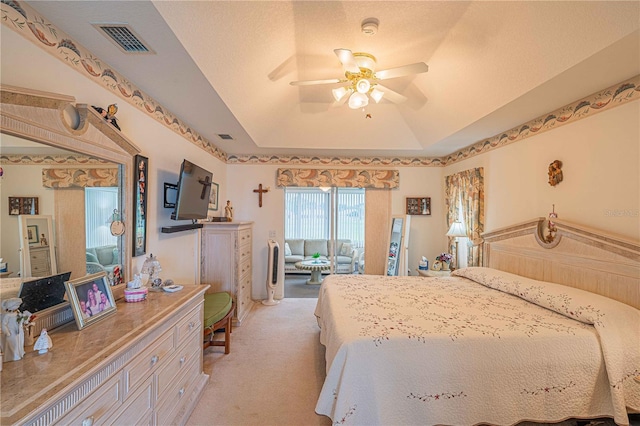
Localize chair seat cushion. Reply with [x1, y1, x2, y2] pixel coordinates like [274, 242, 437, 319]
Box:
[204, 292, 233, 329]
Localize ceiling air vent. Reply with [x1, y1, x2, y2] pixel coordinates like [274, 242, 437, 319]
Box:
[93, 23, 155, 54]
[217, 134, 234, 140]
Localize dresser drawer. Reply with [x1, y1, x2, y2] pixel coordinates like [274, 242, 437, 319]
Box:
[110, 377, 153, 426]
[175, 304, 202, 346]
[55, 373, 121, 426]
[238, 228, 252, 246]
[123, 329, 174, 397]
[155, 357, 200, 423]
[156, 331, 200, 399]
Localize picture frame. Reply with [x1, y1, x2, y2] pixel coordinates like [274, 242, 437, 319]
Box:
[8, 196, 39, 215]
[208, 181, 219, 212]
[406, 197, 431, 215]
[133, 154, 148, 257]
[65, 272, 117, 330]
[26, 225, 39, 244]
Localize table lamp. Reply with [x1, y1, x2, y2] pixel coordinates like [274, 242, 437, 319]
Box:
[141, 253, 162, 291]
[446, 221, 467, 270]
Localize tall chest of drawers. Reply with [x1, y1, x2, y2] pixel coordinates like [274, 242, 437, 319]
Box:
[201, 222, 254, 324]
[28, 245, 52, 277]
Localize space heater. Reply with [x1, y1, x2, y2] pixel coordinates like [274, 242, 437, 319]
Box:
[262, 239, 280, 305]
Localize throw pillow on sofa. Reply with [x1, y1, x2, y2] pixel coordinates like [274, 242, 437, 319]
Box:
[284, 242, 292, 256]
[340, 243, 352, 256]
[86, 252, 99, 264]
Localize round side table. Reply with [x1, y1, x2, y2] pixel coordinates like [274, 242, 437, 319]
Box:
[295, 260, 331, 284]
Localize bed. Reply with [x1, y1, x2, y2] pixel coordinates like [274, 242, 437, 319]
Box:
[314, 218, 640, 425]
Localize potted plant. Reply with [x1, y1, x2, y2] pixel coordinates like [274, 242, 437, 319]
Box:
[312, 252, 321, 263]
[436, 253, 453, 271]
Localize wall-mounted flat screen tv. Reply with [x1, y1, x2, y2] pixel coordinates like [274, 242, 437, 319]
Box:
[171, 159, 213, 221]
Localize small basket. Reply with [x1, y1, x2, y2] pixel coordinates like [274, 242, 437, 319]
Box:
[124, 287, 148, 303]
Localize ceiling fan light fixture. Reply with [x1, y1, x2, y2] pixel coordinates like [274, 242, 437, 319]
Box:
[370, 88, 384, 103]
[348, 92, 369, 109]
[355, 78, 371, 94]
[332, 86, 349, 102]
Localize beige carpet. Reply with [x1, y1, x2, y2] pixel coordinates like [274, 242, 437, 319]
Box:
[187, 298, 331, 426]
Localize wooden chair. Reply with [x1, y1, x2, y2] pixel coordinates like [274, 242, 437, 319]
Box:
[202, 292, 234, 354]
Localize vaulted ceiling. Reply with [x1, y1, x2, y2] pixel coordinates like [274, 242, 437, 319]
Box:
[25, 1, 640, 160]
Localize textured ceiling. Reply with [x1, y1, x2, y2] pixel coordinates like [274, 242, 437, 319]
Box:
[25, 1, 640, 159]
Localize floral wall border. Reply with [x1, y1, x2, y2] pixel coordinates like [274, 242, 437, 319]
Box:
[276, 168, 400, 189]
[1, 153, 112, 165]
[2, 1, 637, 168]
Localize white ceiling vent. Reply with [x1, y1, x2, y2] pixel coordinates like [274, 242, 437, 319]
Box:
[93, 23, 155, 54]
[217, 134, 234, 140]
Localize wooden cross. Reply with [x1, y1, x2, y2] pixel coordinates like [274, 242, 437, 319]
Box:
[253, 183, 270, 207]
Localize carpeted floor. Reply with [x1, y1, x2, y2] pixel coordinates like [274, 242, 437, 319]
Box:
[187, 298, 330, 426]
[284, 274, 321, 298]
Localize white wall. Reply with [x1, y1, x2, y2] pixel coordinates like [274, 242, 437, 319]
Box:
[2, 27, 227, 284]
[443, 101, 639, 241]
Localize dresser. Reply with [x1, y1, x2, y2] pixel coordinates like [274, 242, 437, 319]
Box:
[201, 222, 254, 325]
[28, 246, 52, 277]
[0, 285, 209, 426]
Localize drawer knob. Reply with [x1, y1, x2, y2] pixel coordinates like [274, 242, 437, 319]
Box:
[82, 416, 94, 426]
[180, 356, 186, 365]
[179, 387, 185, 397]
[151, 355, 159, 365]
[188, 321, 196, 330]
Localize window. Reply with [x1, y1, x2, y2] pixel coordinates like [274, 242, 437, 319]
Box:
[285, 187, 364, 248]
[85, 187, 119, 248]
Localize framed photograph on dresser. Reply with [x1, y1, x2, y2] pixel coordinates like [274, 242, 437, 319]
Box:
[133, 154, 148, 256]
[65, 272, 117, 330]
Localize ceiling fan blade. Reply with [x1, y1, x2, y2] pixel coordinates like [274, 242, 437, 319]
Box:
[290, 78, 342, 86]
[375, 62, 429, 80]
[334, 49, 361, 74]
[375, 84, 408, 104]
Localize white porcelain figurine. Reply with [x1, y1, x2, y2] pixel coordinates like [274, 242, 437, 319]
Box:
[1, 298, 26, 362]
[34, 328, 53, 354]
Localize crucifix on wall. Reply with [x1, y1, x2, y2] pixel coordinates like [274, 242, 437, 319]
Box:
[253, 183, 270, 207]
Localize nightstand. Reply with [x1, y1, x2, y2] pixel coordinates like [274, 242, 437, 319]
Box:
[418, 269, 451, 277]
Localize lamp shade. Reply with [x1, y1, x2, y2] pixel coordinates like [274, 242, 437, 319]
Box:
[348, 92, 369, 109]
[446, 221, 467, 237]
[332, 86, 349, 102]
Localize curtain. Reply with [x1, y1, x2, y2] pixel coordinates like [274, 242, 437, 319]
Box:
[445, 168, 484, 266]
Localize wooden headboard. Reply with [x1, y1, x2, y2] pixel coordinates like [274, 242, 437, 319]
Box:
[482, 218, 640, 310]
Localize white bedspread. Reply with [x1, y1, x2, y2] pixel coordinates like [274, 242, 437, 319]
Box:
[314, 268, 640, 425]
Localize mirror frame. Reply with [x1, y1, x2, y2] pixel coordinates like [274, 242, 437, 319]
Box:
[1, 84, 140, 298]
[386, 215, 409, 276]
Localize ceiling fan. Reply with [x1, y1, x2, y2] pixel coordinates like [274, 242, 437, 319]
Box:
[290, 48, 428, 109]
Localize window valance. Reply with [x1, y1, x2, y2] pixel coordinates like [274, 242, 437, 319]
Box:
[276, 168, 399, 189]
[42, 168, 119, 188]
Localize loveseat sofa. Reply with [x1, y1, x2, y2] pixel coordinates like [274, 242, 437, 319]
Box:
[284, 239, 357, 274]
[86, 245, 119, 274]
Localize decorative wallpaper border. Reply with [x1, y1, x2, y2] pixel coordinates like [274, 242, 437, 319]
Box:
[2, 1, 638, 168]
[1, 154, 112, 165]
[276, 168, 399, 189]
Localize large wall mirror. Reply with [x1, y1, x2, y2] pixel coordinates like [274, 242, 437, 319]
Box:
[1, 85, 139, 297]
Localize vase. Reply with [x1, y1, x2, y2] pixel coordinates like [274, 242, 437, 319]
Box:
[441, 262, 450, 271]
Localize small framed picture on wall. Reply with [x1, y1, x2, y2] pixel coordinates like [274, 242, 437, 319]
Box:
[406, 197, 431, 215]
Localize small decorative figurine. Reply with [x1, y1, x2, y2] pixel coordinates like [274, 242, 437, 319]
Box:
[40, 233, 48, 246]
[548, 160, 563, 186]
[92, 104, 121, 131]
[1, 298, 26, 362]
[34, 328, 53, 354]
[225, 200, 233, 222]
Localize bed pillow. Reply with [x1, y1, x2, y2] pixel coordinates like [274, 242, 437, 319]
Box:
[284, 242, 292, 256]
[339, 243, 352, 256]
